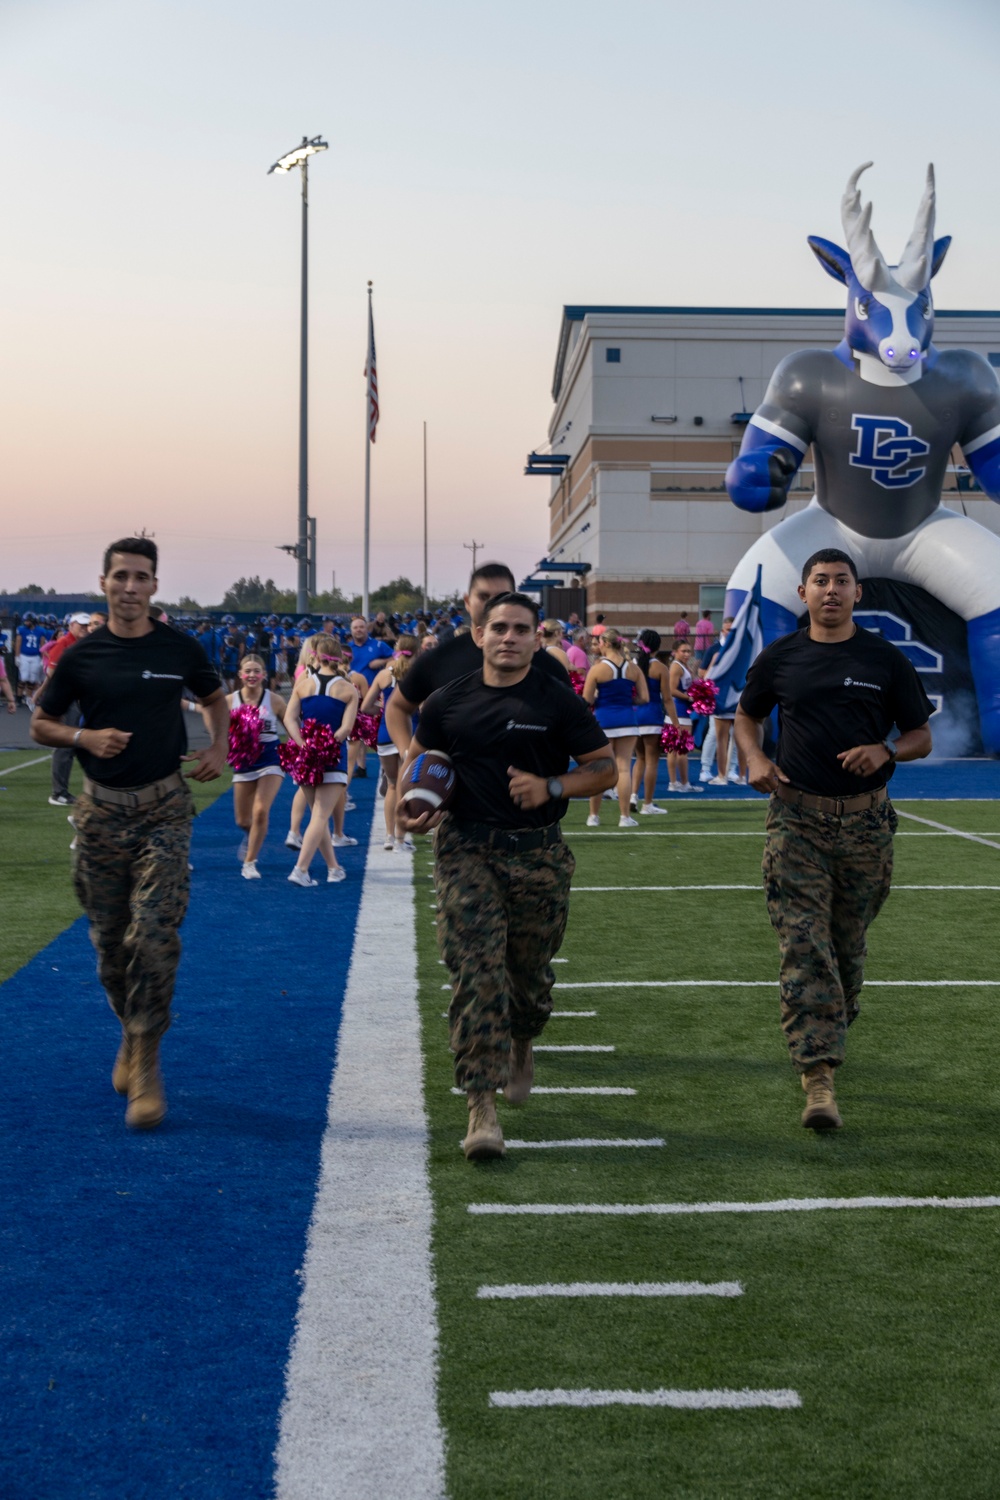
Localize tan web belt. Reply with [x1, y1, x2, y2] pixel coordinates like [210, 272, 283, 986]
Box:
[774, 782, 887, 818]
[82, 771, 185, 810]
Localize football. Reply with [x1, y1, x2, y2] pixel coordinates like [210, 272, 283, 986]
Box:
[399, 749, 457, 819]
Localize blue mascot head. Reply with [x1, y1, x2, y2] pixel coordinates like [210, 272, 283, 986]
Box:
[808, 163, 951, 378]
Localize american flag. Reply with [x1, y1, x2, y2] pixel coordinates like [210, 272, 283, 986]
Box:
[365, 294, 379, 443]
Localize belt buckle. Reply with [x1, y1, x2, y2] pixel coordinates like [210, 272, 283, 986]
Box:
[506, 832, 520, 854]
[123, 788, 140, 810]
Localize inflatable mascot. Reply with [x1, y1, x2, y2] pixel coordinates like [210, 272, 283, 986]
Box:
[725, 163, 1000, 751]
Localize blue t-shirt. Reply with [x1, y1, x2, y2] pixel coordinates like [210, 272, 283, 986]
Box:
[18, 628, 45, 657]
[350, 637, 394, 685]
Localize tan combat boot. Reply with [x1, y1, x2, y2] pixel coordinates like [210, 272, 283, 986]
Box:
[111, 1031, 132, 1095]
[504, 1038, 534, 1105]
[801, 1062, 842, 1131]
[125, 1035, 167, 1130]
[463, 1090, 505, 1160]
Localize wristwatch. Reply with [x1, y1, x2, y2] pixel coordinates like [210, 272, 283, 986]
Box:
[546, 777, 564, 801]
[882, 739, 897, 763]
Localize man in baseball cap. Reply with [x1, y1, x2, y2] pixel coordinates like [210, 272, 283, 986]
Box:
[45, 614, 93, 806]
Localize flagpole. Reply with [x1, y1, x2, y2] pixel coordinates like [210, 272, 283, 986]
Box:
[363, 281, 372, 621]
[422, 420, 428, 614]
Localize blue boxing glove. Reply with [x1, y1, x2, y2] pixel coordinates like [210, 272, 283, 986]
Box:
[725, 442, 801, 513]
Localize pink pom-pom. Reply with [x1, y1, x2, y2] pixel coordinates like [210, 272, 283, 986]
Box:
[568, 670, 587, 697]
[227, 703, 262, 771]
[660, 724, 695, 755]
[688, 678, 718, 716]
[351, 710, 382, 749]
[280, 720, 342, 786]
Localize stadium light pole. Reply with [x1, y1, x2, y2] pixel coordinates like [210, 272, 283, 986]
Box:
[268, 135, 328, 614]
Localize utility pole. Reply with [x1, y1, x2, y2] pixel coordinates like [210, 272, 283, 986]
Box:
[463, 539, 484, 576]
[422, 422, 429, 615]
[268, 135, 328, 613]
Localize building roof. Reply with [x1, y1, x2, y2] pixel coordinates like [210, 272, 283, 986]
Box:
[551, 303, 1000, 401]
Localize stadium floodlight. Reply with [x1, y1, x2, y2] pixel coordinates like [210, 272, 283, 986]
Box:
[267, 135, 328, 175]
[268, 136, 328, 612]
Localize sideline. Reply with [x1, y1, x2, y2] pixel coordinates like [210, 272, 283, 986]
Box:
[274, 813, 445, 1498]
[895, 807, 1000, 852]
[0, 753, 51, 775]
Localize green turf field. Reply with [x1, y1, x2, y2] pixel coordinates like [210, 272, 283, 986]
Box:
[0, 750, 231, 986]
[416, 798, 1000, 1499]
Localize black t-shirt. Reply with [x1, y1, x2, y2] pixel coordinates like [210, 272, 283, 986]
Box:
[398, 632, 569, 706]
[416, 666, 609, 827]
[39, 622, 222, 788]
[740, 626, 933, 797]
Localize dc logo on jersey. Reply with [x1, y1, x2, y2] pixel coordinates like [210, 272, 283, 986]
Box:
[849, 415, 930, 490]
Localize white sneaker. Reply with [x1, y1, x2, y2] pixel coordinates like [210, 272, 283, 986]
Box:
[384, 835, 395, 850]
[242, 861, 261, 880]
[394, 837, 416, 853]
[345, 798, 357, 812]
[618, 815, 639, 828]
[729, 773, 746, 785]
[668, 782, 682, 792]
[288, 866, 317, 887]
[327, 865, 347, 883]
[285, 831, 303, 849]
[602, 788, 617, 801]
[585, 814, 600, 827]
[629, 794, 638, 810]
[332, 834, 357, 847]
[677, 784, 694, 793]
[70, 837, 77, 852]
[640, 803, 668, 815]
[708, 775, 728, 785]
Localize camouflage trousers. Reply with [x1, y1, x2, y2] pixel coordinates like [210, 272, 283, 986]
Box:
[762, 795, 897, 1072]
[434, 818, 575, 1093]
[72, 782, 194, 1040]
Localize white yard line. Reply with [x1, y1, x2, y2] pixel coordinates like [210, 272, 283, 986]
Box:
[572, 884, 1000, 893]
[274, 812, 445, 1500]
[0, 752, 52, 774]
[554, 980, 1000, 990]
[534, 1043, 616, 1052]
[895, 808, 1000, 851]
[564, 829, 1000, 838]
[477, 1281, 742, 1299]
[500, 1138, 664, 1150]
[574, 884, 758, 892]
[451, 1086, 636, 1096]
[440, 1010, 595, 1019]
[489, 1387, 801, 1411]
[469, 1195, 1000, 1218]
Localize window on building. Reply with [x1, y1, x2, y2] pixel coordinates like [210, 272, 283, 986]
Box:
[605, 348, 621, 364]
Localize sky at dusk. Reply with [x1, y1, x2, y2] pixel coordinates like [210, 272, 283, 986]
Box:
[3, 0, 999, 604]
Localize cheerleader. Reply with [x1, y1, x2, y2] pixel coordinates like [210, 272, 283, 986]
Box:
[582, 630, 648, 828]
[228, 655, 287, 880]
[283, 636, 357, 887]
[360, 634, 418, 852]
[667, 640, 701, 793]
[630, 628, 678, 815]
[539, 619, 571, 672]
[284, 634, 318, 850]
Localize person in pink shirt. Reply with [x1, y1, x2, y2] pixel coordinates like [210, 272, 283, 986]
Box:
[565, 630, 590, 674]
[0, 656, 15, 714]
[694, 610, 715, 663]
[672, 611, 691, 644]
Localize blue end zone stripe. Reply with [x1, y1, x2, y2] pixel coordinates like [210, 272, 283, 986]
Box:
[0, 782, 375, 1498]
